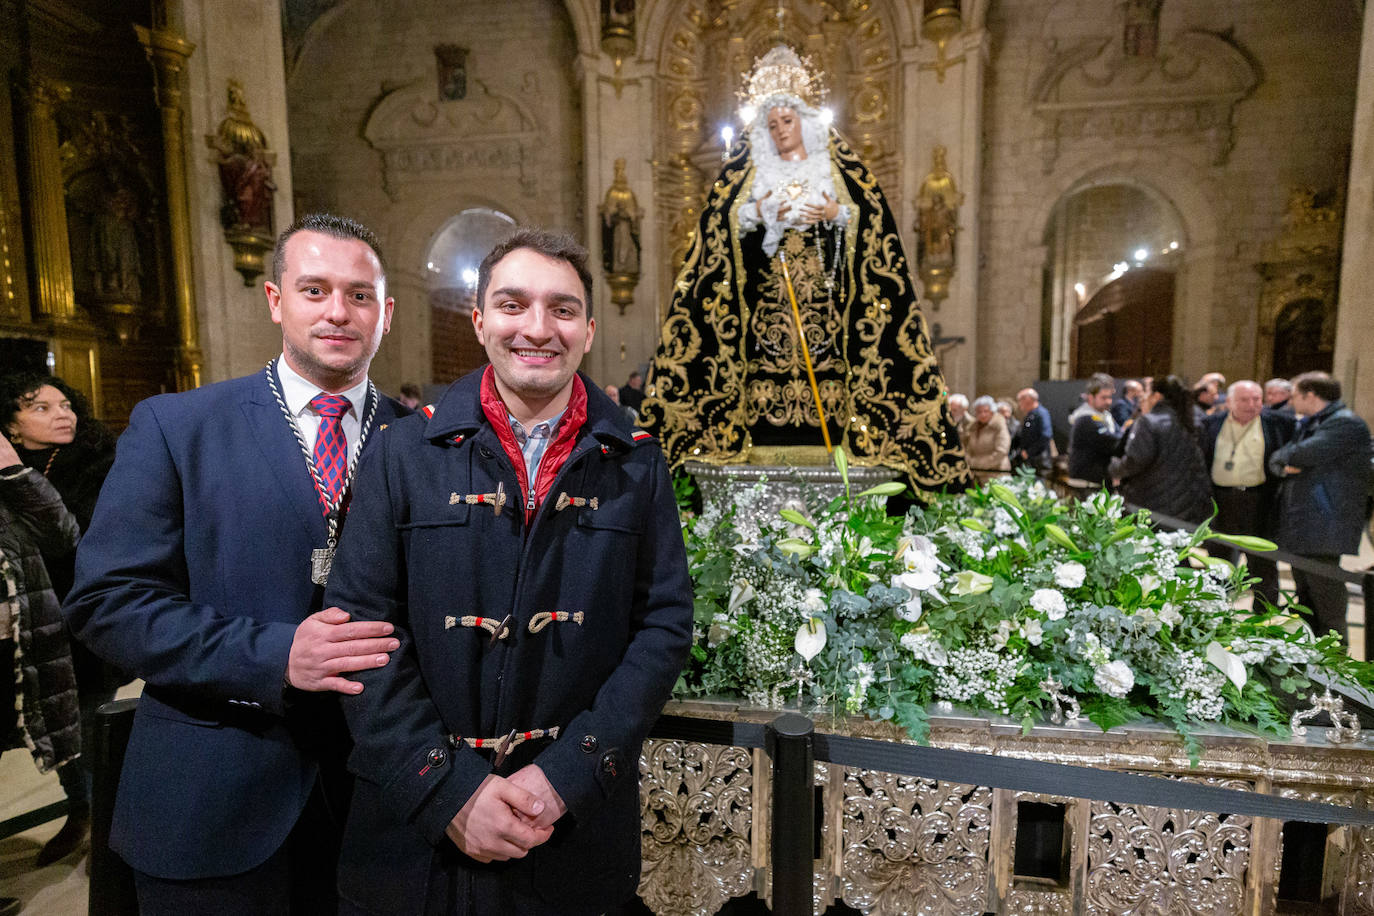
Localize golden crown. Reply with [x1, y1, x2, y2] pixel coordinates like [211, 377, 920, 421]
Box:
[737, 45, 825, 120]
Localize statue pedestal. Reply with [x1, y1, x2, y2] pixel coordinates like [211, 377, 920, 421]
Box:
[685, 458, 899, 529]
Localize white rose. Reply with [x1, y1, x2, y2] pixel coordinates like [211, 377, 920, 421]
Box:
[1055, 562, 1087, 589]
[1158, 603, 1182, 626]
[1093, 660, 1135, 698]
[1021, 619, 1044, 646]
[801, 588, 826, 615]
[1030, 588, 1068, 621]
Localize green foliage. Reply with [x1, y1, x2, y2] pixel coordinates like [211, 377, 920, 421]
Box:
[675, 458, 1374, 761]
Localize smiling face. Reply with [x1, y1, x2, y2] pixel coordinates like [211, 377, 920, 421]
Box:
[973, 403, 992, 424]
[472, 247, 596, 422]
[263, 230, 394, 392]
[766, 106, 806, 161]
[7, 384, 77, 449]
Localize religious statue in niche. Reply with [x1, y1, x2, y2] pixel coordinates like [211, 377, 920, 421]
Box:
[1123, 0, 1164, 58]
[599, 158, 642, 312]
[90, 184, 143, 303]
[915, 145, 963, 306]
[435, 45, 468, 101]
[639, 45, 970, 499]
[209, 82, 275, 233]
[206, 81, 276, 284]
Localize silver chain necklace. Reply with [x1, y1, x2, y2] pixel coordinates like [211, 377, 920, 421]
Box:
[264, 358, 378, 584]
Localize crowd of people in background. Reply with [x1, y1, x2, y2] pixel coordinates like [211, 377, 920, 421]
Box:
[947, 369, 1373, 645]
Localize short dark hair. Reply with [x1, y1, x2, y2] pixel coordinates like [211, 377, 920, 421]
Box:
[271, 212, 387, 287]
[1151, 374, 1197, 433]
[1292, 371, 1341, 403]
[475, 228, 593, 319]
[399, 383, 422, 400]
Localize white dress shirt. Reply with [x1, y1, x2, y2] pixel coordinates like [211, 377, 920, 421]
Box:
[275, 355, 370, 465]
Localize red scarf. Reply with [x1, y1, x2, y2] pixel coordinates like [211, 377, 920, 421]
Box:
[479, 367, 588, 523]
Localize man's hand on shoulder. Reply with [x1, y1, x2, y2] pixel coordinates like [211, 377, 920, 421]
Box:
[445, 774, 554, 863]
[507, 763, 567, 829]
[287, 607, 399, 694]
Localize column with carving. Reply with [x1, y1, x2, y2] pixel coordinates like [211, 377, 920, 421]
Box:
[135, 23, 202, 391]
[20, 79, 76, 321]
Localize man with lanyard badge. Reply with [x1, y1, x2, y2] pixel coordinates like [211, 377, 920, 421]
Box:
[64, 213, 410, 914]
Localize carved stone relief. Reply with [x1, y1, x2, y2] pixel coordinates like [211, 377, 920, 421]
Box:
[363, 79, 539, 198]
[1033, 29, 1260, 174]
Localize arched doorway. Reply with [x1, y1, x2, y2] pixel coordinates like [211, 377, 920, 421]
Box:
[425, 208, 517, 384]
[1042, 183, 1185, 380]
[1072, 267, 1174, 378]
[1271, 297, 1333, 379]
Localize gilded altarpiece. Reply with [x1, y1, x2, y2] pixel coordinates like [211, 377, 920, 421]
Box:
[652, 0, 902, 305]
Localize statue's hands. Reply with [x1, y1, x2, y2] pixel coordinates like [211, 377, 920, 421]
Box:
[754, 190, 773, 220]
[801, 192, 839, 224]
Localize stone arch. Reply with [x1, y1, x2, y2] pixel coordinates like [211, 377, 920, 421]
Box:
[1014, 149, 1222, 382]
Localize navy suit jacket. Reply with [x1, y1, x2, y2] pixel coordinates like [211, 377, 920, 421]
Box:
[64, 368, 408, 880]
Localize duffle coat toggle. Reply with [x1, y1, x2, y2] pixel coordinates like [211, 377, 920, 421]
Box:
[448, 480, 507, 516]
[554, 491, 598, 511]
[448, 726, 562, 768]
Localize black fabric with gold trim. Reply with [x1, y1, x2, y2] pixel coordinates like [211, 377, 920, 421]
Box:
[640, 131, 971, 501]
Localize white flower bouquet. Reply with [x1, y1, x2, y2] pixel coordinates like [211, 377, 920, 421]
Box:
[674, 453, 1372, 762]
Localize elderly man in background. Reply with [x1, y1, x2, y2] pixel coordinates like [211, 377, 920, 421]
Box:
[1010, 387, 1053, 472]
[1264, 378, 1295, 418]
[1201, 379, 1294, 607]
[948, 393, 971, 442]
[1268, 371, 1372, 643]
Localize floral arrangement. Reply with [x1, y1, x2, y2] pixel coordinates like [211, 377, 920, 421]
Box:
[675, 453, 1372, 761]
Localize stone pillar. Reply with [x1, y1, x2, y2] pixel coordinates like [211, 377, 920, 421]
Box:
[165, 0, 295, 385]
[903, 25, 989, 396]
[580, 48, 659, 388]
[20, 79, 76, 322]
[0, 78, 30, 324]
[136, 23, 203, 391]
[1334, 0, 1374, 424]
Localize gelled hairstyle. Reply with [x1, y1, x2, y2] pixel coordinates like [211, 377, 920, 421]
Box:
[271, 212, 388, 288]
[475, 228, 593, 319]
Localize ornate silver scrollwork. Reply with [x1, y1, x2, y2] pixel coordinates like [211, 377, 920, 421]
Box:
[839, 769, 992, 914]
[1291, 688, 1362, 744]
[639, 740, 755, 916]
[1085, 779, 1252, 915]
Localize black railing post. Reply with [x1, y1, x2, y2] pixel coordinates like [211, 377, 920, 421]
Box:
[1364, 570, 1374, 666]
[90, 697, 139, 916]
[768, 711, 815, 915]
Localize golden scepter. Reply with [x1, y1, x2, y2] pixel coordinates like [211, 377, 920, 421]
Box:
[778, 251, 832, 453]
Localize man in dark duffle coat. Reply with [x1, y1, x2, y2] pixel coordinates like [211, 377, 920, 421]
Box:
[64, 214, 408, 914]
[324, 228, 693, 915]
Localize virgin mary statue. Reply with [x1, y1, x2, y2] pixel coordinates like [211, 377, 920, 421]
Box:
[639, 45, 970, 500]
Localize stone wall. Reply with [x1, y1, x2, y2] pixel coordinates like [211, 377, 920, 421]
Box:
[286, 0, 583, 394]
[978, 0, 1360, 397]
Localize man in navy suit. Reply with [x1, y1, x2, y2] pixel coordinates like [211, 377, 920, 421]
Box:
[64, 213, 408, 914]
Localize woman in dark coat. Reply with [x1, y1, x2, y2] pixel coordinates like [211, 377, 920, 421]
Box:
[1109, 374, 1212, 524]
[2, 372, 117, 865]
